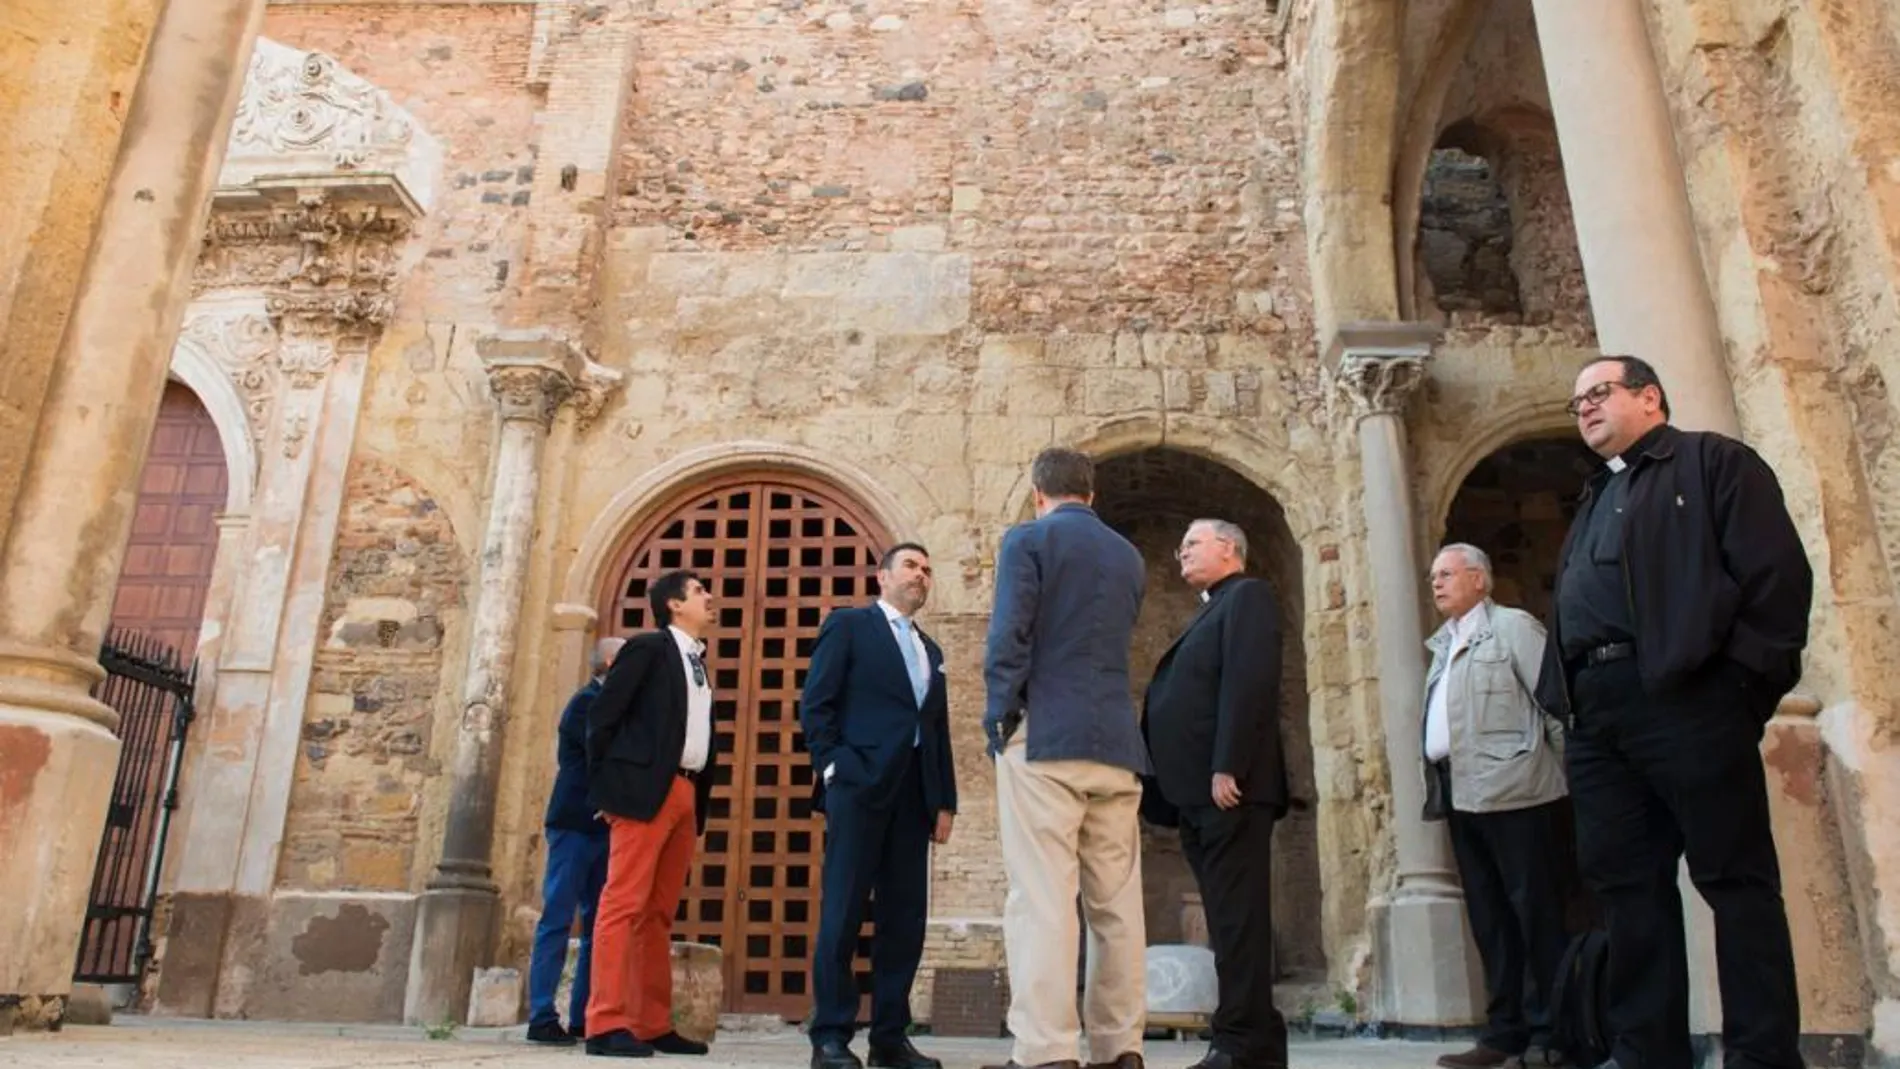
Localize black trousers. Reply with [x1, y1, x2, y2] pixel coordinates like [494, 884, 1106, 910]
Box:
[1567, 657, 1802, 1069]
[1178, 804, 1286, 1069]
[1444, 789, 1571, 1055]
[810, 750, 930, 1049]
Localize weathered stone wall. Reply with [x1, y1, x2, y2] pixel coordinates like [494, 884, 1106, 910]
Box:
[277, 457, 467, 892]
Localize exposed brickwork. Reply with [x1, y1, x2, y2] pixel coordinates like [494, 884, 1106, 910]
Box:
[612, 2, 1306, 333]
[277, 457, 466, 892]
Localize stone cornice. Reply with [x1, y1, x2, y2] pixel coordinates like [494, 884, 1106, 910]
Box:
[1324, 321, 1440, 420]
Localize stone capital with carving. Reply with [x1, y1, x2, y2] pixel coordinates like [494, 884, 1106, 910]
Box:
[1324, 321, 1441, 420]
[476, 330, 617, 430]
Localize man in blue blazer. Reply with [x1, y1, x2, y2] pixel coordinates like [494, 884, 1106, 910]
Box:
[983, 448, 1149, 1069]
[802, 543, 958, 1069]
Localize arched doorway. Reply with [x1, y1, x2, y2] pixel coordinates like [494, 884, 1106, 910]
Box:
[596, 472, 893, 1017]
[1092, 447, 1325, 984]
[108, 381, 231, 657]
[1441, 433, 1601, 931]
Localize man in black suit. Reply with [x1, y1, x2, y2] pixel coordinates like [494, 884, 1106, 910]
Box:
[801, 543, 957, 1069]
[584, 570, 720, 1059]
[1143, 519, 1289, 1069]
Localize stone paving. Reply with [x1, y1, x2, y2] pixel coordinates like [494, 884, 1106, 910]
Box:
[0, 1019, 1460, 1069]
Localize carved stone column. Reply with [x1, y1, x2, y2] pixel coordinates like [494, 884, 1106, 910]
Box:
[0, 0, 265, 1030]
[405, 330, 589, 1026]
[1328, 322, 1483, 1027]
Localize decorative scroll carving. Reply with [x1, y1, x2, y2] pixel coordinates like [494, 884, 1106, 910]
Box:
[1335, 354, 1428, 418]
[570, 362, 627, 432]
[488, 365, 575, 429]
[176, 312, 280, 446]
[228, 45, 416, 171]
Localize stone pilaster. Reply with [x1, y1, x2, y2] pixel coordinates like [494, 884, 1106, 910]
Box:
[0, 0, 266, 1032]
[1328, 322, 1484, 1028]
[404, 330, 595, 1027]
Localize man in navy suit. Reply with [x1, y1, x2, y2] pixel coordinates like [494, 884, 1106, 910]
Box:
[802, 543, 959, 1069]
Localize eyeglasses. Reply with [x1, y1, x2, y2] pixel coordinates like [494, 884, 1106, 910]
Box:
[1565, 380, 1637, 417]
[1173, 536, 1231, 563]
[1426, 566, 1478, 583]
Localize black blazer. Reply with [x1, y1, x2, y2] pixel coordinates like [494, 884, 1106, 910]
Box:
[585, 629, 717, 833]
[800, 603, 958, 817]
[1142, 575, 1289, 815]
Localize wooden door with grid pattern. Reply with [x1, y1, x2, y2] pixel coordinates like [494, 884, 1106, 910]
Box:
[600, 474, 890, 1018]
[109, 382, 229, 659]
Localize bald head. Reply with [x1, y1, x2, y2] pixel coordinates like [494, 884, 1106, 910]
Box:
[592, 637, 626, 678]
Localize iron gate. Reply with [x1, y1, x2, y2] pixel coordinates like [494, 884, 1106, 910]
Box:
[73, 630, 197, 984]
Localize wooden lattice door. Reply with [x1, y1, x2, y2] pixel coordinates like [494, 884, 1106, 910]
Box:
[109, 382, 229, 659]
[600, 474, 890, 1017]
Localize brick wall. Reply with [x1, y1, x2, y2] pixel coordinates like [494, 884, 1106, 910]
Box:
[277, 456, 466, 891]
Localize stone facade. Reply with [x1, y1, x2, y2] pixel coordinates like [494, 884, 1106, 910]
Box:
[2, 0, 1898, 1056]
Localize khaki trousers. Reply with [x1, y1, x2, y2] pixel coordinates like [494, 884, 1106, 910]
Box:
[995, 735, 1147, 1066]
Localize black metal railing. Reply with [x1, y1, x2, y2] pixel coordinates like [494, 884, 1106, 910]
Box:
[73, 629, 197, 985]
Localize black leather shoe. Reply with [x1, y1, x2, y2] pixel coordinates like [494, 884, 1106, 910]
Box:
[869, 1039, 944, 1069]
[814, 1040, 866, 1069]
[1088, 1054, 1143, 1069]
[527, 1019, 579, 1046]
[649, 1031, 710, 1056]
[587, 1030, 656, 1058]
[1188, 1051, 1237, 1069]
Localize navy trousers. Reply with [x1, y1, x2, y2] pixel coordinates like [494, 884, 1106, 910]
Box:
[527, 827, 610, 1031]
[809, 750, 931, 1049]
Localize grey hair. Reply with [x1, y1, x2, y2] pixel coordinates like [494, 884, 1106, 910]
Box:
[592, 636, 626, 676]
[1438, 542, 1493, 592]
[1189, 518, 1249, 564]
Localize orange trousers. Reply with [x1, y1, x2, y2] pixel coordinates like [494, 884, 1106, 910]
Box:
[585, 775, 697, 1039]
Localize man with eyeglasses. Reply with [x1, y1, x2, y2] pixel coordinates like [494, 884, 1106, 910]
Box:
[1141, 519, 1290, 1069]
[1533, 356, 1812, 1069]
[584, 570, 719, 1058]
[1419, 544, 1567, 1069]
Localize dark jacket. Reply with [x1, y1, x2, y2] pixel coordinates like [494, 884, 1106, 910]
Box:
[1142, 575, 1289, 815]
[545, 677, 609, 834]
[585, 629, 717, 834]
[982, 502, 1149, 773]
[1533, 424, 1813, 721]
[799, 603, 958, 818]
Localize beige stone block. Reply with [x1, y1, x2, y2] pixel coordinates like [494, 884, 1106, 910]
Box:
[1085, 370, 1163, 415]
[891, 226, 947, 252]
[1046, 333, 1115, 368]
[978, 334, 1045, 369]
[670, 942, 723, 1042]
[1212, 334, 1275, 370]
[1114, 332, 1144, 368]
[1204, 371, 1240, 416]
[64, 984, 112, 1026]
[1143, 332, 1210, 368]
[952, 185, 983, 213]
[968, 415, 1053, 464]
[465, 967, 521, 1027]
[1163, 369, 1195, 412]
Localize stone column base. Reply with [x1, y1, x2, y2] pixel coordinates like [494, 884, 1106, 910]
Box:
[1368, 890, 1484, 1028]
[403, 885, 498, 1027]
[0, 702, 121, 1032]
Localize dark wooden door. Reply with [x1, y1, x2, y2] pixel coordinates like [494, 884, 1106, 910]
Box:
[109, 381, 228, 659]
[600, 474, 889, 1017]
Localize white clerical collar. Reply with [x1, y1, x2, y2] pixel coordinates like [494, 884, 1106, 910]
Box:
[1199, 590, 1210, 603]
[1605, 455, 1628, 473]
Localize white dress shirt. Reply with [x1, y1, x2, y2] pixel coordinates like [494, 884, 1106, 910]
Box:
[1424, 603, 1487, 763]
[670, 625, 713, 772]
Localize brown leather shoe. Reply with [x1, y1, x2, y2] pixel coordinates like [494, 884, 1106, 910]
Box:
[981, 1061, 1082, 1069]
[1088, 1054, 1143, 1069]
[1436, 1047, 1514, 1069]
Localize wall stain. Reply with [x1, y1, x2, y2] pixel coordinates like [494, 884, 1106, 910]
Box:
[0, 725, 52, 833]
[290, 904, 389, 976]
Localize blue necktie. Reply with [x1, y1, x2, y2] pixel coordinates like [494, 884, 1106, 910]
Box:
[894, 617, 928, 707]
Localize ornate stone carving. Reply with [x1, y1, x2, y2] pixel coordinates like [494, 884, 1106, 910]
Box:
[276, 336, 338, 389]
[488, 365, 575, 428]
[281, 413, 309, 459]
[1335, 354, 1428, 418]
[570, 361, 627, 432]
[228, 43, 416, 172]
[176, 312, 279, 446]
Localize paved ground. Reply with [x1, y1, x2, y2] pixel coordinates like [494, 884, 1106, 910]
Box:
[0, 1018, 1461, 1069]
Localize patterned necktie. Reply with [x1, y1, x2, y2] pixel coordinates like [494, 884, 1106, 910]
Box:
[894, 617, 928, 708]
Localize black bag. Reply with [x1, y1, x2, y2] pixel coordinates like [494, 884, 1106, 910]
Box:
[1548, 929, 1612, 1067]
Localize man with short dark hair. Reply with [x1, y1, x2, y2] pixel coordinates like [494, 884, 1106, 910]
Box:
[526, 636, 626, 1046]
[1534, 355, 1813, 1069]
[803, 542, 958, 1069]
[984, 447, 1149, 1069]
[584, 571, 719, 1059]
[1143, 519, 1289, 1069]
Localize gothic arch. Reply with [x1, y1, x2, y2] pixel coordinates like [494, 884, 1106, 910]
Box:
[563, 441, 919, 609]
